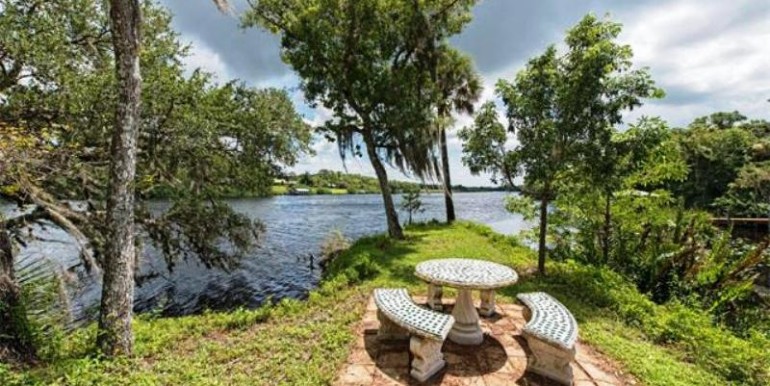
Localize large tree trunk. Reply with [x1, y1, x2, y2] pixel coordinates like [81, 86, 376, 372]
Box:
[363, 131, 404, 239]
[537, 194, 549, 276]
[0, 225, 37, 364]
[97, 0, 142, 357]
[440, 127, 455, 223]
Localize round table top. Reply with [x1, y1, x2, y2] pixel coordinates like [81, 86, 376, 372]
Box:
[415, 258, 519, 290]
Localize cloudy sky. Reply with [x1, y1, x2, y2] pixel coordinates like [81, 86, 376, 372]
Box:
[160, 0, 770, 186]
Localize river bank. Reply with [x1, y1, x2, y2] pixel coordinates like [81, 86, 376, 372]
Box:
[4, 222, 767, 385]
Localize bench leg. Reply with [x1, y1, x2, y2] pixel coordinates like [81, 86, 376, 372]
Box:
[427, 284, 443, 311]
[376, 310, 409, 340]
[524, 335, 576, 385]
[409, 336, 445, 382]
[479, 289, 495, 317]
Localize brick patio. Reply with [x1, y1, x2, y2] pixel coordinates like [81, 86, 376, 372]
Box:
[335, 296, 631, 386]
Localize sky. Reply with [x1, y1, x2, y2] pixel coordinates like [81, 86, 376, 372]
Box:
[160, 0, 770, 186]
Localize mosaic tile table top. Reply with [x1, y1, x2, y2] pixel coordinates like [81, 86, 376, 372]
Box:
[415, 259, 519, 290]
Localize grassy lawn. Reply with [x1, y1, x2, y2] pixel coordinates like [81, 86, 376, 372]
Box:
[3, 222, 767, 385]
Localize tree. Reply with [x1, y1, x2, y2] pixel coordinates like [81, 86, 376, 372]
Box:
[462, 15, 661, 274]
[244, 0, 478, 239]
[552, 118, 688, 266]
[0, 0, 311, 360]
[674, 113, 766, 210]
[96, 0, 143, 357]
[400, 187, 425, 225]
[434, 46, 482, 223]
[458, 101, 518, 188]
[0, 128, 39, 363]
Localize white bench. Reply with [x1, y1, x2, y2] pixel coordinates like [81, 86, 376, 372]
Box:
[517, 292, 578, 385]
[373, 288, 454, 382]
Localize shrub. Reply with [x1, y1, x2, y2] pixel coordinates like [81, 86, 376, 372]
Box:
[543, 260, 770, 385]
[341, 252, 381, 284]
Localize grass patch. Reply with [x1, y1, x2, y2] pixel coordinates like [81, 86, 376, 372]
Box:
[5, 221, 768, 385]
[270, 185, 289, 195]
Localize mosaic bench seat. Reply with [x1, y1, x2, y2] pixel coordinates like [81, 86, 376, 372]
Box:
[373, 288, 454, 382]
[517, 292, 578, 385]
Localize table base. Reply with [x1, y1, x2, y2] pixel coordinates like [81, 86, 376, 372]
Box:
[448, 289, 483, 345]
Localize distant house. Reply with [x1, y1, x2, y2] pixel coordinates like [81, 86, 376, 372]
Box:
[273, 178, 287, 185]
[288, 187, 310, 195]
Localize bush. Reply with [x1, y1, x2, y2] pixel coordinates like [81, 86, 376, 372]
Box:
[341, 252, 381, 284]
[543, 261, 770, 385]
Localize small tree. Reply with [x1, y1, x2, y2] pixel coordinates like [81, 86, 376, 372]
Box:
[400, 187, 425, 225]
[461, 15, 661, 275]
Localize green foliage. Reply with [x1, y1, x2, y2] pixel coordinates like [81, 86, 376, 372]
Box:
[462, 14, 662, 273]
[458, 102, 517, 187]
[0, 0, 312, 279]
[551, 124, 769, 337]
[399, 187, 425, 225]
[666, 111, 770, 216]
[244, 0, 482, 238]
[244, 0, 477, 180]
[535, 261, 770, 385]
[504, 195, 537, 221]
[6, 223, 769, 385]
[340, 253, 382, 284]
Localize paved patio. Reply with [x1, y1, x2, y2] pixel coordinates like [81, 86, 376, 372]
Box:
[335, 296, 631, 386]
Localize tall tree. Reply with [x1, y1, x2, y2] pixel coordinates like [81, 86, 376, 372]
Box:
[244, 0, 478, 239]
[1, 0, 311, 360]
[434, 47, 482, 222]
[96, 0, 142, 357]
[564, 16, 663, 264]
[462, 15, 660, 274]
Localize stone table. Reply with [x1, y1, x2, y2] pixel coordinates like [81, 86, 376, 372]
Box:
[415, 258, 518, 345]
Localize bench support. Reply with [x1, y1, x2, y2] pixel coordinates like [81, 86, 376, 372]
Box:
[479, 289, 495, 316]
[523, 335, 575, 385]
[376, 310, 408, 340]
[427, 284, 443, 311]
[409, 336, 445, 382]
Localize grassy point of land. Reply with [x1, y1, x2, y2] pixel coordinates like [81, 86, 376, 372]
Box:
[2, 222, 767, 385]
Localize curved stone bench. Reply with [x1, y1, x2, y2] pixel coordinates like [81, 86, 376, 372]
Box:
[373, 288, 454, 382]
[517, 292, 578, 385]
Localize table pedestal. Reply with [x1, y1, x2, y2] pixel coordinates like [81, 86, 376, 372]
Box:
[448, 288, 483, 345]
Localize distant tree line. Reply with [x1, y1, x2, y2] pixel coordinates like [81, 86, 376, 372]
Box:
[277, 170, 506, 195]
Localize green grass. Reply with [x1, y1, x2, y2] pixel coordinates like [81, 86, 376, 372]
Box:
[270, 185, 289, 195]
[4, 222, 768, 385]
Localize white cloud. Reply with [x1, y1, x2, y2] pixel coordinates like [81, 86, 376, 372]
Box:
[619, 0, 770, 125]
[182, 37, 231, 81]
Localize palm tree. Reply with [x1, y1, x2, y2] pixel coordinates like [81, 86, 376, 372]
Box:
[434, 47, 482, 222]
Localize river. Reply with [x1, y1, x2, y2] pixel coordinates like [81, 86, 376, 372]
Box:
[7, 191, 530, 321]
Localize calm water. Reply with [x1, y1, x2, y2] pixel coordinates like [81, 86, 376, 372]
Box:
[7, 192, 529, 321]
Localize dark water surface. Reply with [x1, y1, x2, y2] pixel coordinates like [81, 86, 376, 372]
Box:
[7, 192, 529, 321]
